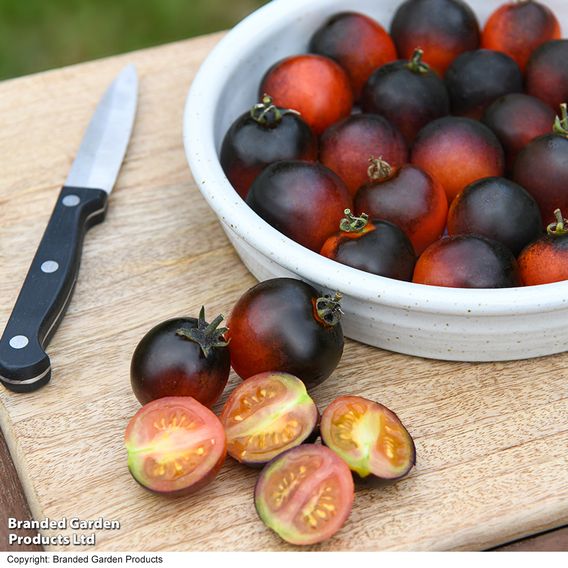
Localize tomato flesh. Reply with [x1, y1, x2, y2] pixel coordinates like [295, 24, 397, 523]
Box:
[320, 396, 415, 480]
[255, 445, 354, 545]
[220, 372, 319, 466]
[125, 397, 227, 495]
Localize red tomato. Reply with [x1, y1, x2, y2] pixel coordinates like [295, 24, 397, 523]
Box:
[518, 209, 568, 286]
[353, 160, 448, 255]
[255, 444, 354, 545]
[125, 397, 226, 495]
[260, 54, 353, 135]
[482, 1, 561, 72]
[309, 12, 398, 100]
[413, 235, 521, 288]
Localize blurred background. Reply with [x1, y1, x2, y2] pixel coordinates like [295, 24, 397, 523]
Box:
[0, 0, 269, 80]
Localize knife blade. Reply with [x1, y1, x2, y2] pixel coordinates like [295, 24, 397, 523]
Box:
[0, 64, 139, 393]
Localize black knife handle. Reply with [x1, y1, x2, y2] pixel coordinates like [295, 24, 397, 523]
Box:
[0, 186, 108, 393]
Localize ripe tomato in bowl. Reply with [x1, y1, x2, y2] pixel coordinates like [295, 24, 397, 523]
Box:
[184, 0, 568, 362]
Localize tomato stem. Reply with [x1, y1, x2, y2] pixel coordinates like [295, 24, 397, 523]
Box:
[368, 156, 393, 181]
[315, 293, 343, 327]
[406, 48, 430, 75]
[547, 209, 568, 237]
[340, 209, 369, 233]
[176, 306, 229, 357]
[553, 103, 568, 138]
[250, 94, 300, 127]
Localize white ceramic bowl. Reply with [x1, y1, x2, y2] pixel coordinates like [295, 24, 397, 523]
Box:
[184, 0, 568, 362]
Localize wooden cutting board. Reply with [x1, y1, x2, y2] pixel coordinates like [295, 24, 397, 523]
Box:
[0, 33, 567, 552]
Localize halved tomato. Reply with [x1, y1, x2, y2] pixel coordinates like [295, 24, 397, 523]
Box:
[220, 372, 319, 466]
[320, 395, 415, 480]
[255, 444, 354, 545]
[125, 397, 226, 495]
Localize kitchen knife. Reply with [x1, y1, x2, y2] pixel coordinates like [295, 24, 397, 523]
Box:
[0, 64, 138, 393]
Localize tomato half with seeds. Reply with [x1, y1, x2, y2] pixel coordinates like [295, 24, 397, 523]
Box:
[125, 397, 227, 495]
[255, 445, 354, 545]
[220, 372, 319, 467]
[320, 396, 415, 481]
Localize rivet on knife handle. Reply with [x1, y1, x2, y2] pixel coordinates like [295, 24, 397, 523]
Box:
[0, 186, 108, 393]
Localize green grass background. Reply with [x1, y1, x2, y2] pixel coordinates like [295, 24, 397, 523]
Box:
[0, 0, 268, 80]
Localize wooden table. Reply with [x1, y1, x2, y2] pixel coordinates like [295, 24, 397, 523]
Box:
[0, 32, 567, 552]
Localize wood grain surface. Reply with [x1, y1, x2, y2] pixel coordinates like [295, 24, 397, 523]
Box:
[0, 32, 567, 552]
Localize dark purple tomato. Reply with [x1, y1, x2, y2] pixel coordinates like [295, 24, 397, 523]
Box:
[309, 12, 398, 100]
[320, 210, 416, 281]
[130, 308, 230, 407]
[482, 1, 561, 73]
[246, 160, 352, 252]
[125, 397, 227, 495]
[526, 40, 568, 111]
[390, 0, 480, 77]
[319, 114, 408, 196]
[411, 117, 505, 203]
[445, 49, 523, 120]
[448, 177, 543, 255]
[360, 48, 450, 145]
[227, 278, 344, 389]
[255, 444, 354, 545]
[220, 95, 317, 199]
[519, 209, 568, 285]
[320, 396, 416, 481]
[482, 93, 556, 172]
[513, 104, 568, 226]
[220, 372, 319, 467]
[413, 235, 521, 288]
[259, 54, 353, 135]
[354, 159, 448, 255]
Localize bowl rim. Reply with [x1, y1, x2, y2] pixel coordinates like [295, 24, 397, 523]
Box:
[183, 0, 568, 317]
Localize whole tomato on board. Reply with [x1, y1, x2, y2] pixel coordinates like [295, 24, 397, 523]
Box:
[227, 278, 344, 389]
[130, 308, 230, 407]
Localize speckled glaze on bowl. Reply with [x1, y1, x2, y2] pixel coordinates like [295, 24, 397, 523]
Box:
[183, 0, 568, 362]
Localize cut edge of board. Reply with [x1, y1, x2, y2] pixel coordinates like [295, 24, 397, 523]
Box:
[0, 399, 47, 533]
